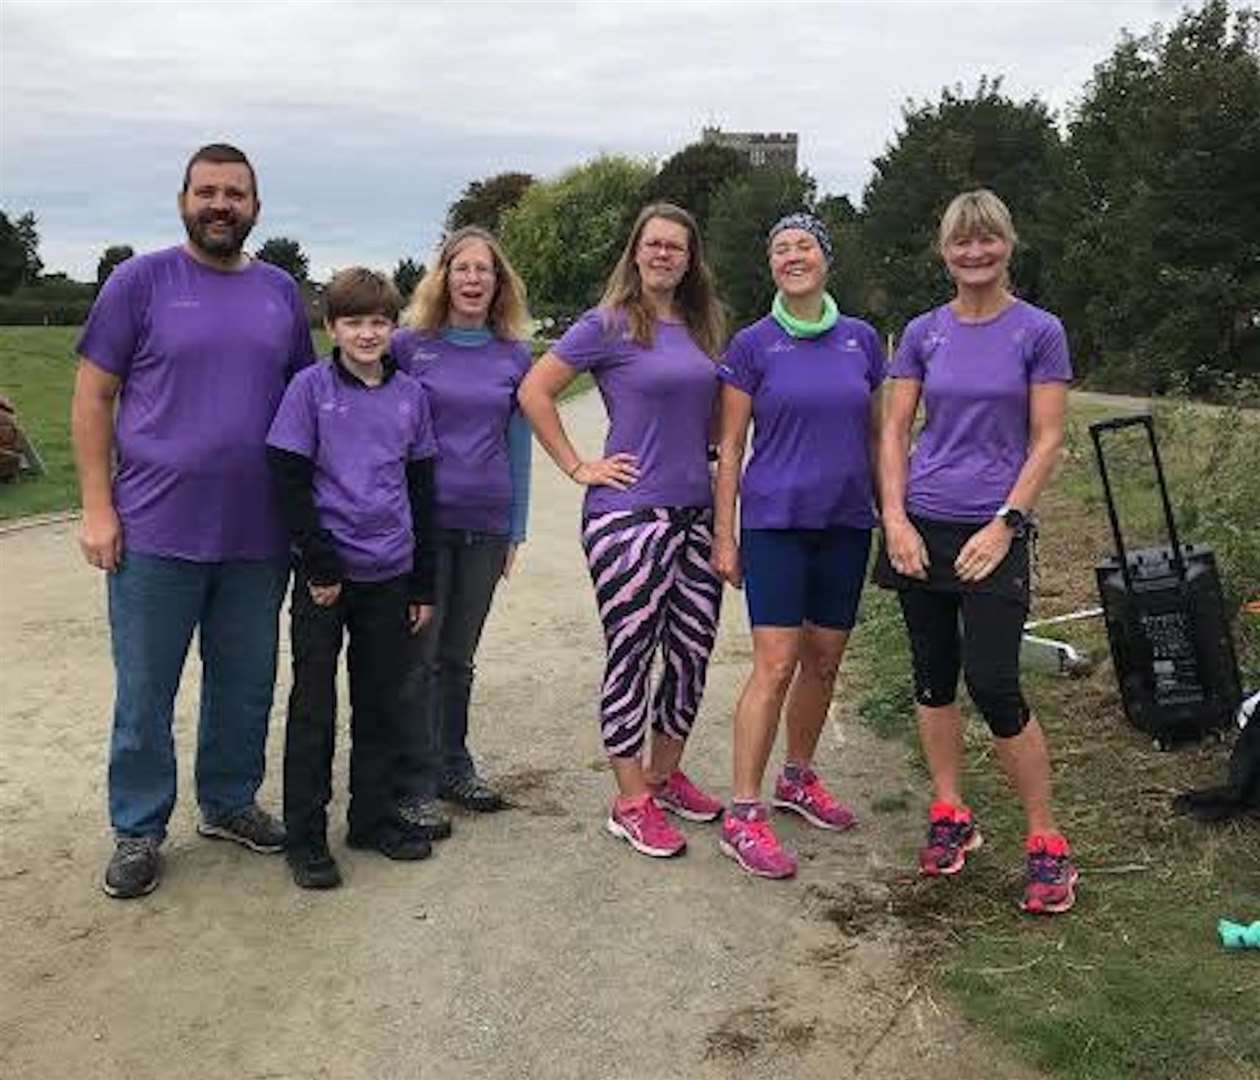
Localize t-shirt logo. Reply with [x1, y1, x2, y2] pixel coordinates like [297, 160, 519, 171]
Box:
[768, 340, 795, 354]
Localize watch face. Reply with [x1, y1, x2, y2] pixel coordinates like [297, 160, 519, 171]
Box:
[1003, 509, 1026, 530]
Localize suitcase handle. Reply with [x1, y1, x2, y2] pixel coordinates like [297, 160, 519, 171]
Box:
[1089, 414, 1186, 587]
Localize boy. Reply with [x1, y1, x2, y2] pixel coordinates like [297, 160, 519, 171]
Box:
[266, 268, 438, 889]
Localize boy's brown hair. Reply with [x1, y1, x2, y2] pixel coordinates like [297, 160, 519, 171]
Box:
[323, 267, 403, 323]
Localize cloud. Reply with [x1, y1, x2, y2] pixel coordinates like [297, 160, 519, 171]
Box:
[1, 0, 1170, 279]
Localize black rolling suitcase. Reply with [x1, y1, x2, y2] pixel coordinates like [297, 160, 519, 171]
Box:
[1090, 414, 1241, 749]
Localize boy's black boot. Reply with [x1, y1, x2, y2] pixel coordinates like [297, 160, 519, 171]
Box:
[346, 820, 432, 861]
[286, 833, 342, 890]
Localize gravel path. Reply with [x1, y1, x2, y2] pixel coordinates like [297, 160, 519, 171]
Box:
[0, 390, 1042, 1080]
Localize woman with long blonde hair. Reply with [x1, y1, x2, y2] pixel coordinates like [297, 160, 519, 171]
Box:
[518, 202, 727, 860]
[391, 226, 533, 832]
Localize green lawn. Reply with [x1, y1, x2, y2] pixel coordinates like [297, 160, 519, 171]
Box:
[848, 398, 1260, 1080]
[0, 327, 80, 519]
[0, 327, 593, 521]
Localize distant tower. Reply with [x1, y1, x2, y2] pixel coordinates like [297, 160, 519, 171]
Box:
[700, 126, 798, 169]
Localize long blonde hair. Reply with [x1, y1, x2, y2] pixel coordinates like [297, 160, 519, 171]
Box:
[401, 226, 531, 340]
[598, 202, 726, 358]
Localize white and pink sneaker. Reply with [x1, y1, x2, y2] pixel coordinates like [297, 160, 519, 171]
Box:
[650, 769, 724, 822]
[606, 793, 687, 857]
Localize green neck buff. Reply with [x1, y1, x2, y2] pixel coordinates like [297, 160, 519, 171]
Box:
[771, 290, 838, 338]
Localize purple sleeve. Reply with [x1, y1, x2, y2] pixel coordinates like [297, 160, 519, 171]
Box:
[863, 324, 886, 391]
[390, 328, 418, 375]
[409, 385, 438, 461]
[552, 309, 614, 372]
[1029, 315, 1073, 383]
[75, 259, 146, 378]
[888, 316, 929, 381]
[265, 372, 317, 458]
[715, 330, 761, 396]
[510, 341, 532, 385]
[286, 286, 317, 378]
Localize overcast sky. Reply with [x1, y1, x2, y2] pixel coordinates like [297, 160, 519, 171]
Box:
[1, 0, 1181, 281]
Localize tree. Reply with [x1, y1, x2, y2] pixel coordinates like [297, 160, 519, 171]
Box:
[393, 257, 425, 301]
[860, 77, 1067, 331]
[255, 237, 309, 283]
[705, 167, 817, 329]
[445, 172, 535, 234]
[0, 213, 25, 294]
[0, 210, 44, 290]
[646, 142, 750, 233]
[1058, 0, 1260, 390]
[499, 155, 654, 313]
[96, 245, 135, 291]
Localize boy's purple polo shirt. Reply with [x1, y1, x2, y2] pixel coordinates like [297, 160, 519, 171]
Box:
[718, 314, 885, 530]
[391, 329, 530, 535]
[266, 361, 437, 582]
[76, 246, 316, 562]
[553, 308, 718, 514]
[889, 300, 1073, 522]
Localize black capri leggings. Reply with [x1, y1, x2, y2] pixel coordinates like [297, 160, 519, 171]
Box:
[897, 587, 1030, 738]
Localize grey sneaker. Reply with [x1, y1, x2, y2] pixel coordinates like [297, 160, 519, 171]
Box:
[396, 797, 453, 841]
[198, 804, 286, 853]
[439, 774, 505, 813]
[103, 836, 161, 899]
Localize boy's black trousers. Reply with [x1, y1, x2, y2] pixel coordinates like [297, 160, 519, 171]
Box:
[283, 573, 410, 847]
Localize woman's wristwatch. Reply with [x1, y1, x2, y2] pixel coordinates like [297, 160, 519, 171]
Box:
[995, 504, 1028, 535]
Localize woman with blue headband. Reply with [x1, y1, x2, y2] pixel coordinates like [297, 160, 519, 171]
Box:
[711, 212, 885, 879]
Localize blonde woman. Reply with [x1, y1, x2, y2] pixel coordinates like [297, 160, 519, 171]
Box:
[876, 189, 1078, 914]
[518, 203, 726, 859]
[391, 226, 533, 832]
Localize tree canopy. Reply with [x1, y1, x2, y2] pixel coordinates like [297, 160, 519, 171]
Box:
[446, 172, 535, 235]
[646, 142, 750, 233]
[500, 155, 653, 314]
[96, 245, 134, 292]
[255, 237, 310, 284]
[393, 257, 425, 301]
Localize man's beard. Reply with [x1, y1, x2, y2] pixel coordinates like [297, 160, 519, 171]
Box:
[182, 209, 255, 259]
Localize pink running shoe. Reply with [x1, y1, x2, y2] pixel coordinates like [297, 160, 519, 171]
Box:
[1020, 833, 1079, 915]
[919, 801, 983, 877]
[719, 805, 797, 879]
[606, 793, 687, 858]
[651, 770, 724, 822]
[772, 767, 858, 831]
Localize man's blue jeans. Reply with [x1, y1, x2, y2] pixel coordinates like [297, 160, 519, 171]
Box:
[106, 553, 289, 839]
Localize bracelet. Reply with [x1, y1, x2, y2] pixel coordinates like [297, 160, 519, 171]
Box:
[567, 460, 583, 479]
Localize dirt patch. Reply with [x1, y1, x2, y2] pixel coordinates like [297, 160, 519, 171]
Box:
[703, 1005, 817, 1062]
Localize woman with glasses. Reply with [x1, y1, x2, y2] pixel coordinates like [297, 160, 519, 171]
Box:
[711, 212, 885, 879]
[390, 226, 534, 836]
[518, 203, 727, 860]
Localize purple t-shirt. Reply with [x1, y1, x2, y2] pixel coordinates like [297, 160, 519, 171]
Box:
[889, 300, 1073, 522]
[391, 329, 530, 535]
[76, 246, 316, 561]
[553, 308, 717, 514]
[265, 361, 437, 582]
[719, 314, 884, 530]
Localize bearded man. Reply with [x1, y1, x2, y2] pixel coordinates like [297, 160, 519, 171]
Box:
[72, 143, 316, 898]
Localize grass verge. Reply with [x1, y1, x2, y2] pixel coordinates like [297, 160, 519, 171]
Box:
[848, 399, 1260, 1080]
[0, 326, 587, 523]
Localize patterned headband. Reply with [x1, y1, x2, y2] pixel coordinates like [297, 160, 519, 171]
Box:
[767, 212, 833, 264]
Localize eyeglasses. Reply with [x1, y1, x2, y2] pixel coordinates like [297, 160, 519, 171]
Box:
[640, 239, 688, 258]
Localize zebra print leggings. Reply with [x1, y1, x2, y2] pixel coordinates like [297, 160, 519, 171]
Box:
[581, 507, 722, 759]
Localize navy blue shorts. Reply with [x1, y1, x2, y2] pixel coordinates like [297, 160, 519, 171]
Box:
[741, 526, 872, 630]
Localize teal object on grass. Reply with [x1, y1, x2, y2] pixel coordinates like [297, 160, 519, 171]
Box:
[1218, 918, 1260, 949]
